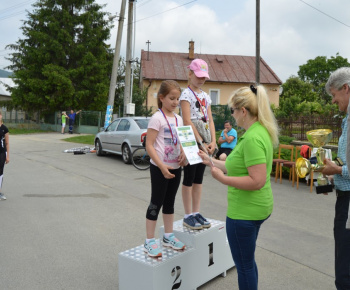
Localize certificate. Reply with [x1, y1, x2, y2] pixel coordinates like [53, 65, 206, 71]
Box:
[175, 126, 203, 165]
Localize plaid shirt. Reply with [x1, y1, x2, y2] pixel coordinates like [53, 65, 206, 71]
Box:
[334, 115, 350, 191]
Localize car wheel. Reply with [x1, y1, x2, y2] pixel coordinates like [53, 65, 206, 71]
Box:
[122, 144, 131, 164]
[95, 139, 104, 156]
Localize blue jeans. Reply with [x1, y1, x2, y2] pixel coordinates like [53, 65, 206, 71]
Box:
[334, 193, 350, 290]
[226, 216, 269, 290]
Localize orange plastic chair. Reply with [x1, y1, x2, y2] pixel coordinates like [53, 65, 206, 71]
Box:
[273, 144, 294, 184]
[280, 145, 302, 188]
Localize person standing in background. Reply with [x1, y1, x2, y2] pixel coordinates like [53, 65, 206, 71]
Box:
[0, 112, 9, 200]
[68, 109, 81, 134]
[61, 111, 69, 134]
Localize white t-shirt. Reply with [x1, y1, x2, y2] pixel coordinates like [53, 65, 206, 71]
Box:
[179, 87, 212, 121]
[148, 110, 183, 169]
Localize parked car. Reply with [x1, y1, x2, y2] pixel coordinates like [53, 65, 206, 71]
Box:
[95, 117, 150, 164]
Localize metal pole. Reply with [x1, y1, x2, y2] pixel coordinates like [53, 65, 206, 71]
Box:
[104, 0, 127, 128]
[256, 0, 260, 85]
[124, 0, 135, 116]
[130, 1, 136, 104]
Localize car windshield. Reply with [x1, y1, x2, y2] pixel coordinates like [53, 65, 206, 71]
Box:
[134, 119, 149, 129]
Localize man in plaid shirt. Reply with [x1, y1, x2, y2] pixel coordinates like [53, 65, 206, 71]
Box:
[323, 67, 350, 290]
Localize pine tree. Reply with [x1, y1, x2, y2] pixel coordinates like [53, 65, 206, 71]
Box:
[6, 0, 113, 112]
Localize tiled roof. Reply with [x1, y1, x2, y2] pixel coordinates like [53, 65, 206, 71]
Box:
[141, 50, 282, 85]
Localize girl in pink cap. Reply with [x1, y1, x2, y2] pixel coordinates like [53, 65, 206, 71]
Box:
[179, 58, 216, 230]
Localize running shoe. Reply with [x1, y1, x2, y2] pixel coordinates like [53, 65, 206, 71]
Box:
[144, 239, 162, 257]
[162, 234, 185, 250]
[0, 193, 6, 200]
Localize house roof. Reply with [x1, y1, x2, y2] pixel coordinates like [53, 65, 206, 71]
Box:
[141, 50, 282, 85]
[0, 78, 15, 96]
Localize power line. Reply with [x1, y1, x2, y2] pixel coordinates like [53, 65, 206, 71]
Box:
[133, 0, 197, 24]
[0, 10, 28, 21]
[0, 0, 35, 14]
[299, 0, 350, 29]
[0, 0, 35, 21]
[137, 0, 153, 8]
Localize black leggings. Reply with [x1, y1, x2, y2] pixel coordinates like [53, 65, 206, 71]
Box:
[182, 162, 206, 186]
[0, 152, 6, 189]
[146, 164, 182, 221]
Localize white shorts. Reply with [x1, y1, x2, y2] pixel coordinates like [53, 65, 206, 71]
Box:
[62, 124, 66, 128]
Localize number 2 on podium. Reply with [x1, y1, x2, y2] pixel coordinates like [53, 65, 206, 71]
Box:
[170, 242, 215, 289]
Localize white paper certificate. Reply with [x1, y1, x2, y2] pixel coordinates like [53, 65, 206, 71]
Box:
[175, 126, 203, 165]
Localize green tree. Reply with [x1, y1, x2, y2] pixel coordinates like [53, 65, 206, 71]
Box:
[298, 53, 350, 100]
[275, 54, 347, 118]
[276, 76, 318, 118]
[281, 76, 318, 103]
[6, 0, 113, 112]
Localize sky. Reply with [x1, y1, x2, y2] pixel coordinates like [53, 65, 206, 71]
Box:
[1, 0, 350, 83]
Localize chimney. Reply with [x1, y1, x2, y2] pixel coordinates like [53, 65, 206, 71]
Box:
[188, 40, 194, 60]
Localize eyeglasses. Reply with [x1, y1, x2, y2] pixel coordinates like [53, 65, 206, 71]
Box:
[230, 107, 249, 114]
[230, 107, 239, 114]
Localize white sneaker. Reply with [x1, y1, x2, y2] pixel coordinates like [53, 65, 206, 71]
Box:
[0, 193, 7, 200]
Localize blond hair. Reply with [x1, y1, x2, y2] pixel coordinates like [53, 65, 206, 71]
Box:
[228, 85, 279, 147]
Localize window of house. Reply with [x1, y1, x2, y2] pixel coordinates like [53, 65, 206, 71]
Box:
[209, 89, 220, 105]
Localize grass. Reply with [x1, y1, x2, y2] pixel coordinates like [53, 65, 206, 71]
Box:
[9, 128, 54, 135]
[8, 127, 95, 145]
[9, 127, 95, 145]
[63, 134, 95, 145]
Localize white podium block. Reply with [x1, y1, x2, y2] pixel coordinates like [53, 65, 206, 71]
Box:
[160, 219, 235, 289]
[118, 219, 234, 290]
[119, 241, 197, 290]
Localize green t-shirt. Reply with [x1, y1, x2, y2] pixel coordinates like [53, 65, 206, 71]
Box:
[225, 122, 273, 220]
[62, 115, 66, 125]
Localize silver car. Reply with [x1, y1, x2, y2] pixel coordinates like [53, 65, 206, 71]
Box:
[94, 117, 150, 164]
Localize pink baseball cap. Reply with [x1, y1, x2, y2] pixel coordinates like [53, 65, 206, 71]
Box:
[187, 59, 210, 79]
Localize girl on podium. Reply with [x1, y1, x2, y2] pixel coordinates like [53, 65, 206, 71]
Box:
[180, 59, 216, 230]
[144, 80, 187, 257]
[199, 85, 279, 290]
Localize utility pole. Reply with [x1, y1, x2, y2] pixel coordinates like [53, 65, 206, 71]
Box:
[104, 0, 127, 128]
[124, 0, 136, 116]
[256, 0, 260, 85]
[130, 1, 137, 104]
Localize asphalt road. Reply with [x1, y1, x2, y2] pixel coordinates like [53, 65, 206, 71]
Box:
[0, 133, 337, 289]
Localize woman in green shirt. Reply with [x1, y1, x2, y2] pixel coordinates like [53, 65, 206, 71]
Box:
[199, 85, 279, 290]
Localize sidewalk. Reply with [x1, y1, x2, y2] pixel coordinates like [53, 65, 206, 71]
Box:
[0, 133, 336, 289]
